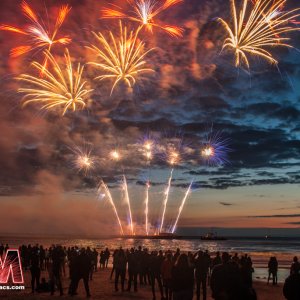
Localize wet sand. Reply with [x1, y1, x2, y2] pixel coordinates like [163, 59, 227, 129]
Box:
[0, 267, 285, 300]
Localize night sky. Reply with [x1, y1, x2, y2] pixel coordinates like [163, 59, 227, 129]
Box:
[0, 0, 300, 237]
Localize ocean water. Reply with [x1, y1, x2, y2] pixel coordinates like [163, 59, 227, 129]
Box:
[1, 236, 297, 282]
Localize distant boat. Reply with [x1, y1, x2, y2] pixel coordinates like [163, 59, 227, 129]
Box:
[201, 232, 227, 241]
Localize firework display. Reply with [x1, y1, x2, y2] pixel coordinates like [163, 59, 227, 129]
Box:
[87, 22, 154, 95]
[101, 0, 184, 37]
[0, 1, 71, 71]
[18, 49, 92, 116]
[218, 0, 300, 68]
[3, 0, 300, 236]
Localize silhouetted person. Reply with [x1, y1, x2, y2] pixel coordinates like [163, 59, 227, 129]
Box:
[68, 249, 80, 296]
[29, 246, 40, 293]
[100, 251, 106, 269]
[268, 256, 278, 285]
[104, 247, 110, 268]
[240, 255, 253, 288]
[211, 252, 256, 300]
[127, 248, 138, 292]
[173, 248, 181, 263]
[172, 253, 194, 300]
[161, 252, 173, 300]
[114, 248, 127, 292]
[195, 250, 210, 300]
[74, 248, 91, 297]
[149, 251, 164, 300]
[110, 249, 118, 280]
[290, 256, 300, 275]
[212, 252, 222, 268]
[50, 245, 64, 296]
[92, 248, 98, 272]
[283, 270, 300, 300]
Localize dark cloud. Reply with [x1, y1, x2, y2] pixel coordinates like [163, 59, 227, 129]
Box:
[249, 214, 300, 218]
[219, 202, 235, 206]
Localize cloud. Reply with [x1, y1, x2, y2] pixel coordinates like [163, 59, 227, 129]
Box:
[219, 202, 235, 206]
[248, 214, 300, 218]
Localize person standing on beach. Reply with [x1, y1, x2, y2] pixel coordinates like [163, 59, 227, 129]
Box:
[92, 248, 98, 272]
[171, 253, 194, 300]
[211, 252, 246, 300]
[149, 251, 164, 300]
[212, 252, 222, 269]
[268, 257, 278, 285]
[161, 252, 173, 300]
[29, 246, 41, 293]
[110, 249, 118, 280]
[283, 268, 300, 300]
[104, 248, 110, 268]
[71, 248, 92, 297]
[127, 248, 138, 292]
[114, 248, 127, 292]
[290, 256, 300, 275]
[50, 245, 64, 296]
[195, 250, 210, 300]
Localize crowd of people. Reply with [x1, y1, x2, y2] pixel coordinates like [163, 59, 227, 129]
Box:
[0, 242, 300, 299]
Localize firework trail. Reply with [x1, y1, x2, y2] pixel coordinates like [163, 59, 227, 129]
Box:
[87, 22, 154, 95]
[122, 175, 134, 235]
[18, 49, 93, 116]
[159, 168, 173, 233]
[145, 181, 150, 235]
[101, 0, 184, 37]
[0, 1, 71, 71]
[141, 137, 155, 235]
[218, 0, 300, 69]
[99, 180, 124, 235]
[171, 181, 193, 234]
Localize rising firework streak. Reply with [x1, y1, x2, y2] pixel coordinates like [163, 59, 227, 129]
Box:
[171, 181, 193, 234]
[99, 180, 124, 235]
[123, 175, 134, 235]
[159, 168, 173, 233]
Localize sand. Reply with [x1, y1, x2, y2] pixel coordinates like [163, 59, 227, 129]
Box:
[0, 267, 285, 300]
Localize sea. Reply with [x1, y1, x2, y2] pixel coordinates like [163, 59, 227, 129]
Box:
[1, 236, 299, 283]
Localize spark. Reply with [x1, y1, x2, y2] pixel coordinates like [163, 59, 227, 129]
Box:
[143, 139, 154, 161]
[159, 168, 173, 233]
[171, 181, 193, 234]
[201, 130, 231, 166]
[99, 180, 124, 235]
[87, 22, 154, 95]
[145, 181, 150, 235]
[123, 175, 134, 235]
[70, 144, 96, 176]
[101, 0, 184, 37]
[18, 49, 93, 116]
[218, 0, 300, 68]
[0, 1, 71, 70]
[168, 151, 180, 166]
[110, 150, 121, 161]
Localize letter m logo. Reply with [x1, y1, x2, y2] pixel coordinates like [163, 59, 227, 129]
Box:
[0, 249, 24, 284]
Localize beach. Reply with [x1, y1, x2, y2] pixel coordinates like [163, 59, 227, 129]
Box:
[0, 266, 285, 300]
